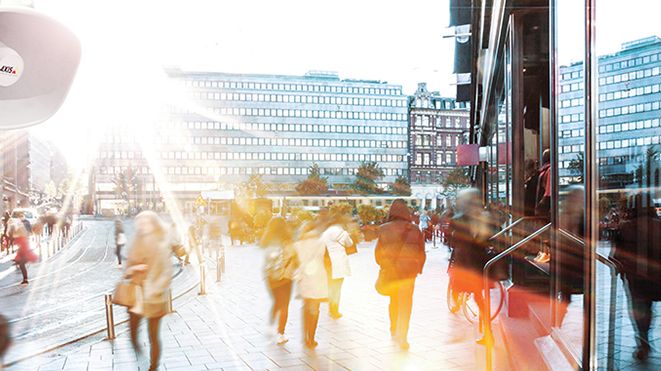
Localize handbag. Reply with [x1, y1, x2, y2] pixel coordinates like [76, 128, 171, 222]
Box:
[172, 244, 187, 258]
[112, 280, 137, 307]
[375, 268, 398, 296]
[345, 244, 358, 255]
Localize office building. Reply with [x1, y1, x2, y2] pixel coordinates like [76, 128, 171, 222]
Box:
[93, 69, 409, 210]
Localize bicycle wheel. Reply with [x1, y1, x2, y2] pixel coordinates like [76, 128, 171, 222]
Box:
[462, 282, 506, 323]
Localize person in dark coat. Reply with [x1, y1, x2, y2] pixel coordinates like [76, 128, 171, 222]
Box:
[447, 188, 493, 344]
[375, 199, 426, 350]
[612, 193, 661, 361]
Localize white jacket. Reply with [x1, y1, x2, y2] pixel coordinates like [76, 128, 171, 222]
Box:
[293, 234, 328, 299]
[321, 224, 353, 279]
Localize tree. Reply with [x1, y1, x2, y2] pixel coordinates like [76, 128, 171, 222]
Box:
[567, 152, 584, 184]
[112, 168, 137, 202]
[440, 167, 471, 201]
[329, 202, 353, 217]
[390, 176, 411, 196]
[295, 163, 328, 195]
[352, 161, 384, 194]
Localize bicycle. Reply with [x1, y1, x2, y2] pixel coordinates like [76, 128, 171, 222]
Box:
[447, 279, 505, 324]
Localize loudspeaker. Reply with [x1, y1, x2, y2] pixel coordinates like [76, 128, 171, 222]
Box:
[0, 6, 80, 129]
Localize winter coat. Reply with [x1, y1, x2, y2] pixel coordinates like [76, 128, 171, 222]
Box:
[293, 232, 328, 300]
[375, 201, 426, 280]
[125, 232, 173, 318]
[14, 236, 37, 264]
[321, 224, 353, 279]
[448, 211, 492, 293]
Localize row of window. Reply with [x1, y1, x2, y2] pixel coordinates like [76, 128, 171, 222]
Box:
[598, 118, 660, 134]
[411, 115, 468, 129]
[100, 165, 404, 177]
[598, 66, 660, 86]
[598, 53, 661, 73]
[184, 79, 402, 96]
[100, 150, 406, 163]
[559, 128, 585, 138]
[598, 100, 660, 118]
[414, 134, 461, 148]
[598, 82, 660, 102]
[193, 91, 406, 107]
[177, 121, 407, 135]
[559, 134, 661, 156]
[414, 152, 455, 166]
[170, 105, 407, 121]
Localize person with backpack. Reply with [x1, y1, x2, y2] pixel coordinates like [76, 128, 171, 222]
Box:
[261, 217, 298, 345]
[374, 199, 426, 350]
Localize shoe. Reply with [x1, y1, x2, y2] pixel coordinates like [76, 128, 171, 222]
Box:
[305, 340, 318, 349]
[276, 334, 289, 345]
[538, 252, 551, 264]
[329, 311, 343, 320]
[476, 333, 494, 346]
[633, 344, 650, 361]
[533, 251, 544, 262]
[398, 340, 410, 351]
[20, 280, 28, 285]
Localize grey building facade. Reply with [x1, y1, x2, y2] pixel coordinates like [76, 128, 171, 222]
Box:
[558, 36, 661, 188]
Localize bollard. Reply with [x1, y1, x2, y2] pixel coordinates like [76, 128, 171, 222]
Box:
[104, 294, 116, 340]
[166, 288, 173, 314]
[216, 256, 222, 282]
[198, 263, 206, 295]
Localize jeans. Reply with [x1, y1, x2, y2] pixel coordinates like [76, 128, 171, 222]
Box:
[303, 299, 322, 344]
[625, 278, 653, 348]
[129, 312, 162, 371]
[268, 279, 292, 334]
[388, 278, 415, 342]
[18, 261, 28, 282]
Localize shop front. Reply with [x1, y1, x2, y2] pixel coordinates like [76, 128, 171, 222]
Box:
[459, 0, 661, 369]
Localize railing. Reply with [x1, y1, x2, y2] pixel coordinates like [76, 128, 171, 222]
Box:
[482, 222, 552, 371]
[488, 216, 546, 242]
[557, 229, 620, 371]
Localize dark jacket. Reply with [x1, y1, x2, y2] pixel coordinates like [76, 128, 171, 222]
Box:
[449, 212, 491, 274]
[375, 201, 426, 279]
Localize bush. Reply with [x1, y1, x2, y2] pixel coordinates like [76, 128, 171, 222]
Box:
[329, 202, 353, 217]
[357, 204, 380, 225]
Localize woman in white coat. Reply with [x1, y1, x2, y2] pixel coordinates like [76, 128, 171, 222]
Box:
[321, 212, 354, 319]
[293, 219, 328, 348]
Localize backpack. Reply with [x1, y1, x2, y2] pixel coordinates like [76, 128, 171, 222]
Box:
[265, 246, 288, 281]
[396, 224, 426, 278]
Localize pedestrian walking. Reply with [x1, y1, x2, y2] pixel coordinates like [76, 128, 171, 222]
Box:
[261, 217, 298, 345]
[447, 188, 493, 344]
[374, 199, 426, 350]
[11, 216, 37, 285]
[184, 223, 203, 265]
[114, 218, 126, 267]
[124, 211, 173, 371]
[321, 212, 354, 319]
[293, 219, 328, 349]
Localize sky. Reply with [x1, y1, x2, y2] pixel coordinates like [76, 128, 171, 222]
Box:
[21, 0, 661, 171]
[29, 0, 455, 170]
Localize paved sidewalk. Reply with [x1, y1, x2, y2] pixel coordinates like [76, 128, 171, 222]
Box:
[10, 242, 505, 370]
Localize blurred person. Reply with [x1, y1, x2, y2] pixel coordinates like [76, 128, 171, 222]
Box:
[535, 149, 552, 218]
[556, 186, 585, 325]
[114, 217, 126, 267]
[447, 188, 493, 344]
[10, 216, 37, 285]
[0, 313, 10, 368]
[124, 211, 173, 371]
[2, 211, 10, 254]
[612, 193, 660, 361]
[293, 219, 328, 349]
[321, 211, 354, 319]
[261, 217, 298, 345]
[169, 223, 186, 265]
[62, 214, 72, 239]
[375, 199, 426, 350]
[185, 223, 204, 265]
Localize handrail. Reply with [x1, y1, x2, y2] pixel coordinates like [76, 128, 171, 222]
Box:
[483, 222, 551, 371]
[557, 228, 621, 271]
[488, 216, 546, 242]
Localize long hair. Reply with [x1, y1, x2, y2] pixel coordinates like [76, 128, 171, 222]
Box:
[134, 210, 166, 237]
[260, 216, 292, 248]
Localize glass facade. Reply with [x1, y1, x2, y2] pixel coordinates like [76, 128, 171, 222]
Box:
[467, 0, 660, 369]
